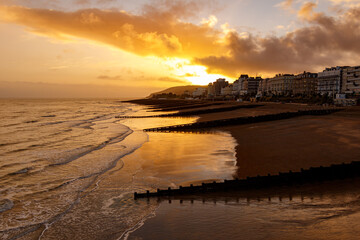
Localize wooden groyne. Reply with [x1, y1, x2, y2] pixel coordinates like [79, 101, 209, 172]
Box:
[123, 99, 211, 109]
[116, 104, 263, 119]
[144, 108, 342, 132]
[134, 161, 360, 199]
[149, 102, 225, 112]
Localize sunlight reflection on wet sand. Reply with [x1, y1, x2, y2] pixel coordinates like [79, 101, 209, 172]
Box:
[130, 179, 360, 240]
[128, 131, 238, 188]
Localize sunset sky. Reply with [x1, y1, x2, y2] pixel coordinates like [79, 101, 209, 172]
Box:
[1, 0, 360, 98]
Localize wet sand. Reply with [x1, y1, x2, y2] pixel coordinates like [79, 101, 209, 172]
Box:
[195, 102, 309, 122]
[216, 107, 360, 178]
[130, 178, 360, 240]
[178, 102, 360, 178]
[128, 100, 360, 239]
[131, 100, 360, 179]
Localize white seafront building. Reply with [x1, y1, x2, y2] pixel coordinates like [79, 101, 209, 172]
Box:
[267, 74, 295, 95]
[203, 65, 360, 105]
[317, 66, 348, 96]
[342, 66, 360, 96]
[192, 87, 207, 98]
[221, 85, 233, 96]
[232, 75, 261, 96]
[207, 78, 229, 98]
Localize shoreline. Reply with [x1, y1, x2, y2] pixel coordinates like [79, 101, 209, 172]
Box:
[129, 99, 360, 179]
[219, 106, 360, 178]
[126, 99, 360, 240]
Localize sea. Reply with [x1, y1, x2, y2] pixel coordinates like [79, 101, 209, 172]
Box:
[0, 99, 237, 239]
[1, 99, 360, 240]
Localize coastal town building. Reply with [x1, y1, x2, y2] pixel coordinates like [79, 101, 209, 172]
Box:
[232, 79, 241, 96]
[247, 77, 262, 95]
[228, 75, 247, 96]
[237, 75, 249, 95]
[233, 75, 261, 96]
[257, 78, 269, 96]
[192, 87, 207, 98]
[333, 93, 357, 106]
[293, 72, 318, 95]
[342, 66, 360, 96]
[317, 66, 348, 96]
[203, 65, 360, 103]
[214, 78, 228, 96]
[207, 78, 229, 97]
[207, 83, 215, 97]
[221, 85, 233, 96]
[267, 74, 295, 95]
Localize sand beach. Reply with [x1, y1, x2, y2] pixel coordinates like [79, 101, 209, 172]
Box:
[125, 99, 360, 240]
[127, 99, 360, 179]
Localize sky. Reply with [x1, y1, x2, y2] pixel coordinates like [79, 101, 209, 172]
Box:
[1, 0, 360, 98]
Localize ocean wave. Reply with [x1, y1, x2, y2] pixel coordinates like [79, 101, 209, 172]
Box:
[0, 160, 47, 180]
[41, 121, 65, 126]
[0, 162, 23, 170]
[48, 128, 72, 136]
[0, 142, 21, 148]
[47, 178, 80, 192]
[48, 129, 133, 167]
[2, 130, 98, 156]
[4, 141, 57, 154]
[16, 130, 144, 198]
[0, 101, 150, 239]
[6, 143, 44, 153]
[64, 114, 112, 129]
[0, 123, 22, 128]
[23, 120, 39, 124]
[8, 148, 29, 153]
[0, 199, 14, 213]
[0, 145, 133, 237]
[7, 167, 33, 176]
[13, 158, 122, 198]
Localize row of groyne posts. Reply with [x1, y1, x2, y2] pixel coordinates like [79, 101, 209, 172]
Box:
[143, 108, 343, 132]
[115, 104, 263, 119]
[135, 161, 360, 199]
[148, 102, 225, 112]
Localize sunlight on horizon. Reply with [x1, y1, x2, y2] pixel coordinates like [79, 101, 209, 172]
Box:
[158, 57, 230, 86]
[1, 0, 360, 97]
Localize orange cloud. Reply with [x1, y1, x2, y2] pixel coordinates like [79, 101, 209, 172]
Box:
[1, 1, 360, 79]
[276, 0, 295, 12]
[97, 75, 123, 80]
[297, 2, 319, 21]
[195, 5, 360, 76]
[0, 2, 224, 59]
[157, 76, 189, 84]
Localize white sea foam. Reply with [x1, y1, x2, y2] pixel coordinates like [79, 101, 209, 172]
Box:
[0, 99, 237, 239]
